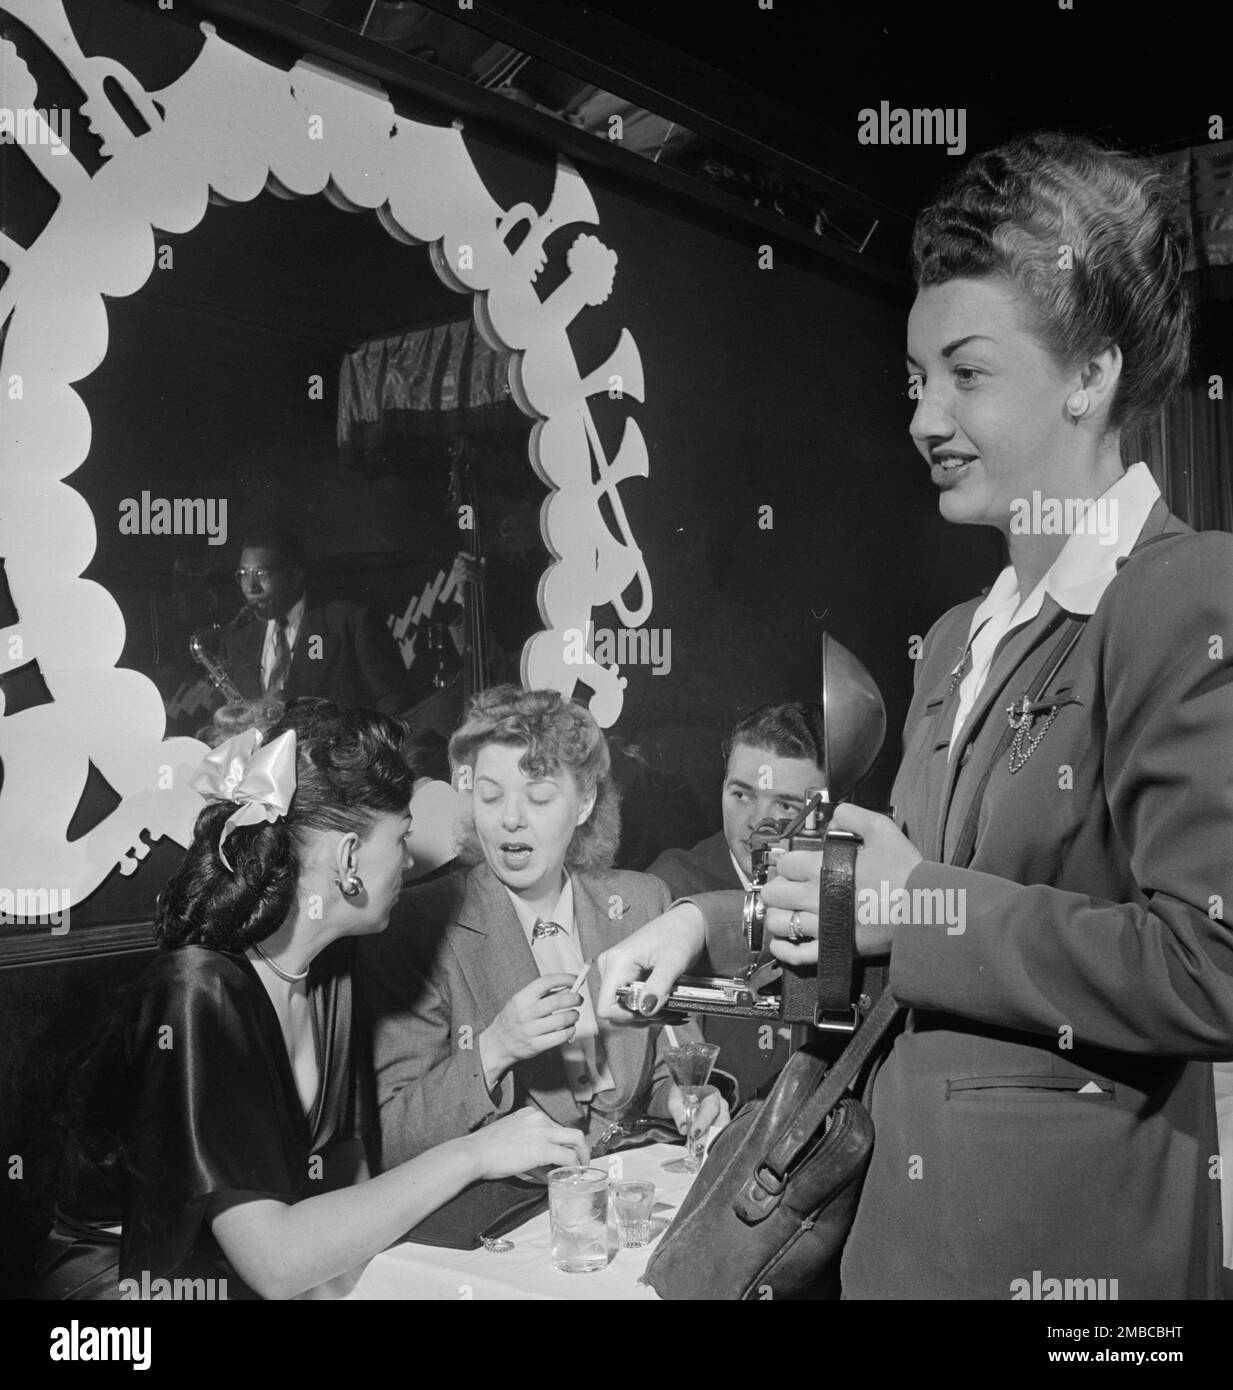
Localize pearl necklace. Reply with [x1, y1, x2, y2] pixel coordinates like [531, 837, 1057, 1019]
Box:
[252, 941, 309, 983]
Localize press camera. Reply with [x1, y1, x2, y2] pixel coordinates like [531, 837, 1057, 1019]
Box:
[617, 634, 887, 1031]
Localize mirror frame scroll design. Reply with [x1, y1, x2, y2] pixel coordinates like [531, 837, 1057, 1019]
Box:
[0, 2, 652, 939]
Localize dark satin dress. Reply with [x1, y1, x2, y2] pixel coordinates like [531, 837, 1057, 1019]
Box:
[36, 940, 365, 1300]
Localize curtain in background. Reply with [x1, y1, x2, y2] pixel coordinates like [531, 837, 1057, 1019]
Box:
[1127, 363, 1233, 533]
[337, 317, 515, 447]
[1158, 138, 1233, 274]
[1128, 142, 1233, 531]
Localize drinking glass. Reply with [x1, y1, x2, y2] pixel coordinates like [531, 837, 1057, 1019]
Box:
[663, 1041, 721, 1174]
[548, 1165, 611, 1273]
[611, 1180, 656, 1247]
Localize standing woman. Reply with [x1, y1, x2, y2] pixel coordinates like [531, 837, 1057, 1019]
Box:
[599, 133, 1233, 1299]
[37, 698, 586, 1300]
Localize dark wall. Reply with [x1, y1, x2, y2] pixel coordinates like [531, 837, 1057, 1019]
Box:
[463, 139, 1001, 860]
[41, 81, 1001, 930]
[0, 0, 1007, 1294]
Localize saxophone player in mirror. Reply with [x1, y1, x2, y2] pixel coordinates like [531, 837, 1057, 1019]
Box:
[187, 602, 269, 744]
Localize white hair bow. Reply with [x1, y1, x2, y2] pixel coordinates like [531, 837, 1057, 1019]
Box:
[190, 728, 298, 871]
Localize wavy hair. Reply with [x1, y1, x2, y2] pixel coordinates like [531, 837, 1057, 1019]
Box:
[155, 698, 413, 951]
[448, 684, 620, 872]
[911, 132, 1192, 432]
[723, 701, 825, 769]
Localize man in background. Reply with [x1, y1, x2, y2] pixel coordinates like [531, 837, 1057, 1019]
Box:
[219, 528, 411, 717]
[646, 703, 827, 1102]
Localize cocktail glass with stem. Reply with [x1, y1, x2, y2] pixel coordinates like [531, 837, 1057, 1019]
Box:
[662, 1041, 721, 1174]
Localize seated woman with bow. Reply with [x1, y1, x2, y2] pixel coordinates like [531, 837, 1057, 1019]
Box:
[37, 698, 587, 1300]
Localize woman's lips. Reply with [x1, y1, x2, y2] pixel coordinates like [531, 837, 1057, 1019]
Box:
[499, 842, 533, 868]
[930, 455, 975, 489]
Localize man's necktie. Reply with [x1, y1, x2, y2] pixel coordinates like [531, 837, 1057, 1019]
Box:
[267, 616, 291, 695]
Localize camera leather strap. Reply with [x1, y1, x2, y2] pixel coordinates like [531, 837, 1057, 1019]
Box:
[814, 829, 860, 1027]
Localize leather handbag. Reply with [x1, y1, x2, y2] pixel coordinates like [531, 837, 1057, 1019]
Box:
[645, 617, 1091, 1300]
[643, 827, 897, 1300]
[643, 983, 898, 1300]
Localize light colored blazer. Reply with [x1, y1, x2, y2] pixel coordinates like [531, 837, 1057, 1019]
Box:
[356, 862, 695, 1169]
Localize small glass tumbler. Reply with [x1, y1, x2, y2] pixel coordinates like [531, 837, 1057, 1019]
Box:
[548, 1165, 611, 1273]
[611, 1179, 656, 1248]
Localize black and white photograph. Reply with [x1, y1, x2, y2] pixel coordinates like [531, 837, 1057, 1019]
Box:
[1, 0, 1230, 1364]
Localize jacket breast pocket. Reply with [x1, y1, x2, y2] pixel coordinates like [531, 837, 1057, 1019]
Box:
[946, 1075, 1113, 1102]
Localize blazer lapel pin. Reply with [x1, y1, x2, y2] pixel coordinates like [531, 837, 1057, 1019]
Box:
[1005, 694, 1082, 773]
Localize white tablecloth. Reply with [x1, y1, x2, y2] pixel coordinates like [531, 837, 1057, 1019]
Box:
[318, 1145, 697, 1300]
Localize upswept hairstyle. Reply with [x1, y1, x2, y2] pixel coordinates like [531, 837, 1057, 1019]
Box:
[449, 684, 620, 871]
[911, 132, 1192, 432]
[199, 696, 286, 748]
[724, 701, 825, 770]
[156, 698, 414, 952]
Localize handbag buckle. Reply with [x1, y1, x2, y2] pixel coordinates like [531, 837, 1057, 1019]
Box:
[752, 1161, 786, 1200]
[814, 994, 870, 1034]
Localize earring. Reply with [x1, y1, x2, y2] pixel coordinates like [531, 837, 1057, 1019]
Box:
[1066, 389, 1090, 419]
[335, 874, 363, 898]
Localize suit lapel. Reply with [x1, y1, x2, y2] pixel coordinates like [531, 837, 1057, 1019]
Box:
[287, 598, 324, 696]
[934, 605, 1073, 861]
[451, 865, 580, 1127]
[229, 620, 265, 699]
[696, 831, 740, 887]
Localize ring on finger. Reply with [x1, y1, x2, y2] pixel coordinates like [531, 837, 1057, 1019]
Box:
[787, 910, 807, 944]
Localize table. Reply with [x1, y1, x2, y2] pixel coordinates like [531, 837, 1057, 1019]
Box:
[318, 1145, 697, 1300]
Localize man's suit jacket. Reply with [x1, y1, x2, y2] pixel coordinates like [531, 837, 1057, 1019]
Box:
[355, 863, 698, 1169]
[647, 831, 791, 1104]
[700, 501, 1233, 1298]
[219, 595, 409, 716]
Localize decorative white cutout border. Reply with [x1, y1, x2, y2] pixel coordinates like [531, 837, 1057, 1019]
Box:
[0, 2, 652, 908]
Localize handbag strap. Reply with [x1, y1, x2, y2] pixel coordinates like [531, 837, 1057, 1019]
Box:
[735, 988, 901, 1219]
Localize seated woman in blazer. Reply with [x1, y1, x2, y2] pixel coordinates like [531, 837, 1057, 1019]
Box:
[598, 133, 1233, 1300]
[358, 684, 727, 1169]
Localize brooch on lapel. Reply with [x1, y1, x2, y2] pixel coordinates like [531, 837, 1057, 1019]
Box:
[1005, 694, 1083, 773]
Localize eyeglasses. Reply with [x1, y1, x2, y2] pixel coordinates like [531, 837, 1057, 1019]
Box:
[234, 567, 282, 583]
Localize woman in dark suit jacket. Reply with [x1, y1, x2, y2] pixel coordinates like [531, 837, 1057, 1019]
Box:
[357, 685, 726, 1169]
[598, 133, 1233, 1299]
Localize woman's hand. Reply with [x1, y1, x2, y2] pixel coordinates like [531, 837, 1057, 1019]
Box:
[465, 1108, 589, 1179]
[596, 903, 706, 1023]
[761, 804, 923, 962]
[479, 974, 581, 1088]
[667, 1084, 730, 1138]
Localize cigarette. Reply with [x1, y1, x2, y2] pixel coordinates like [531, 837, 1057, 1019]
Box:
[571, 961, 592, 993]
[665, 1025, 680, 1049]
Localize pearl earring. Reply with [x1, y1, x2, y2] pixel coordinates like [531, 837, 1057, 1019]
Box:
[1066, 389, 1090, 419]
[334, 874, 363, 898]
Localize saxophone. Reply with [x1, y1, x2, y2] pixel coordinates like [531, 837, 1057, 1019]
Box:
[189, 603, 251, 703]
